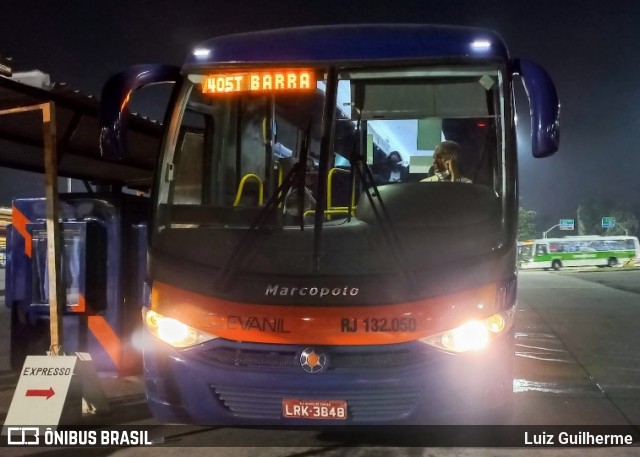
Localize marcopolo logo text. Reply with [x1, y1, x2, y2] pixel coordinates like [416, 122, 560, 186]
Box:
[265, 284, 359, 298]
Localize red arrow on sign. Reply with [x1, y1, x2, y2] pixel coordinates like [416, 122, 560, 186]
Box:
[26, 387, 55, 399]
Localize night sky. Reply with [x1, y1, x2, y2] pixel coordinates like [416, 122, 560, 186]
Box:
[3, 0, 640, 225]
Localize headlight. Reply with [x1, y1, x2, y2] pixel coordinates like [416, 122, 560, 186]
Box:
[142, 308, 217, 348]
[419, 308, 514, 353]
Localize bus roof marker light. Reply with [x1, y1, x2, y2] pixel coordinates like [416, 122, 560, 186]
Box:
[193, 48, 211, 58]
[471, 39, 492, 51]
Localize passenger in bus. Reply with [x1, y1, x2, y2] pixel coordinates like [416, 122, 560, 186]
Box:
[372, 150, 409, 184]
[421, 140, 472, 183]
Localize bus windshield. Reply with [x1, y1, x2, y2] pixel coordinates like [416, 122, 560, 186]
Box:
[518, 242, 533, 261]
[154, 65, 507, 277]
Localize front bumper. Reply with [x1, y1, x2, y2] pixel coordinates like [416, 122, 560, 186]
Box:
[143, 329, 514, 425]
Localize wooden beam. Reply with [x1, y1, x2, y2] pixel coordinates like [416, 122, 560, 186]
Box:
[42, 102, 65, 355]
[0, 102, 65, 354]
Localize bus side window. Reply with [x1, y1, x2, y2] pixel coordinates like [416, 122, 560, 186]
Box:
[536, 245, 547, 256]
[171, 127, 205, 205]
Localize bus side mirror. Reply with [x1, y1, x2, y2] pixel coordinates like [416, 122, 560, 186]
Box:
[100, 64, 180, 160]
[513, 59, 560, 158]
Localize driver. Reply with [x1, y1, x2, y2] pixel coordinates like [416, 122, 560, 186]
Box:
[422, 140, 472, 183]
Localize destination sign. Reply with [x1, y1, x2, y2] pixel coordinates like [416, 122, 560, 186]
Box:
[202, 69, 315, 94]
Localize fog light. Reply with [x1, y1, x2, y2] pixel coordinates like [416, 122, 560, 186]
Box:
[487, 314, 506, 333]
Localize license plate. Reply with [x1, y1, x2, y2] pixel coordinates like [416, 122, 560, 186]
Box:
[282, 399, 347, 420]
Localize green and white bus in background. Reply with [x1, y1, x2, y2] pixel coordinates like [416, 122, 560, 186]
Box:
[518, 236, 640, 270]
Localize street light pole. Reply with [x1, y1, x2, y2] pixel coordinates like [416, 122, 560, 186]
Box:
[617, 223, 629, 236]
[543, 224, 560, 239]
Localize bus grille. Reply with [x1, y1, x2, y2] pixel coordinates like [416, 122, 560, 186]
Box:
[200, 347, 428, 371]
[201, 348, 297, 368]
[211, 385, 422, 421]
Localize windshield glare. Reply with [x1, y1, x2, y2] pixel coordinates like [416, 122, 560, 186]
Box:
[154, 65, 506, 274]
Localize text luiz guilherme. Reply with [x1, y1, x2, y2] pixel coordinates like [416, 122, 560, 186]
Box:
[524, 431, 634, 446]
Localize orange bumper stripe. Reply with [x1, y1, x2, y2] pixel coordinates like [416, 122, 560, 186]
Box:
[152, 282, 498, 345]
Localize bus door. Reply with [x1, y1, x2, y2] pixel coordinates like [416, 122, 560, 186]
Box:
[6, 195, 148, 374]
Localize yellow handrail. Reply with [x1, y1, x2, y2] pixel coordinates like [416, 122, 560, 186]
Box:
[303, 208, 353, 218]
[327, 167, 356, 219]
[233, 174, 264, 207]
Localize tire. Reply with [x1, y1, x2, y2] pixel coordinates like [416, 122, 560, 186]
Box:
[607, 257, 618, 267]
[551, 259, 562, 271]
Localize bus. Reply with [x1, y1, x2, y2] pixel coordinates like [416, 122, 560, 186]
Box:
[518, 236, 640, 270]
[99, 25, 560, 424]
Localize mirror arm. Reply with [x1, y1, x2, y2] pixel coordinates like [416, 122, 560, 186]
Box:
[99, 64, 181, 160]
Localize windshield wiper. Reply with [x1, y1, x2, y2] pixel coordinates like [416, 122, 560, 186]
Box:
[215, 119, 315, 292]
[214, 160, 303, 291]
[350, 154, 419, 296]
[343, 110, 418, 296]
[296, 120, 312, 230]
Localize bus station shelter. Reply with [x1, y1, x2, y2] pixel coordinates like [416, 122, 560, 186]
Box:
[0, 69, 161, 356]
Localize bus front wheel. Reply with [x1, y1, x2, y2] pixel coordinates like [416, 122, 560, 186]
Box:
[551, 260, 562, 271]
[607, 257, 618, 267]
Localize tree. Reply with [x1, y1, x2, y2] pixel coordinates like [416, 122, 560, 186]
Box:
[604, 209, 639, 236]
[577, 199, 639, 236]
[577, 202, 603, 235]
[518, 207, 538, 240]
